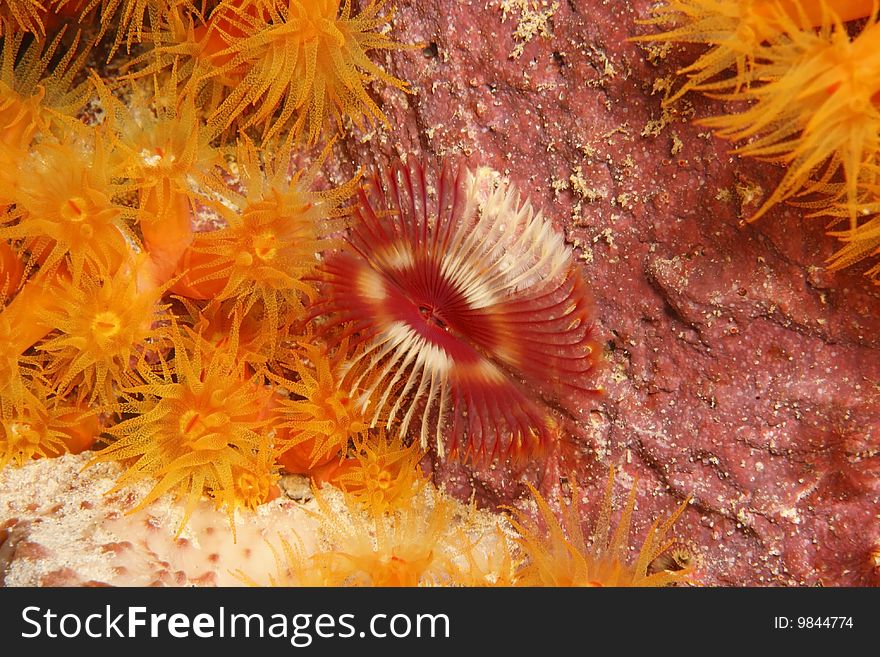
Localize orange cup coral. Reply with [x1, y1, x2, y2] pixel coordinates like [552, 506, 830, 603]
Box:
[90, 320, 279, 534]
[509, 469, 694, 587]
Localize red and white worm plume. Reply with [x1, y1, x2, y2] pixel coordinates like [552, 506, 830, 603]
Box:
[313, 159, 601, 463]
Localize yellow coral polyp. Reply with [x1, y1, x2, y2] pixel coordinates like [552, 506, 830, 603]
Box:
[0, 27, 92, 149]
[509, 469, 693, 587]
[74, 0, 184, 60]
[0, 0, 46, 35]
[91, 311, 123, 339]
[172, 139, 356, 350]
[0, 386, 91, 468]
[106, 87, 223, 218]
[1, 134, 134, 282]
[634, 0, 876, 102]
[186, 143, 350, 303]
[206, 0, 412, 143]
[700, 14, 880, 224]
[637, 0, 880, 277]
[91, 323, 278, 533]
[330, 431, 425, 513]
[827, 211, 880, 281]
[311, 485, 462, 586]
[274, 340, 369, 472]
[233, 466, 271, 508]
[0, 0, 474, 571]
[35, 266, 171, 405]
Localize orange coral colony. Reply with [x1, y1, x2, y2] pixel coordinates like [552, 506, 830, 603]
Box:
[0, 1, 416, 526]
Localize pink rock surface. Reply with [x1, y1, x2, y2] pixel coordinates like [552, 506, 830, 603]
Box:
[335, 0, 880, 585]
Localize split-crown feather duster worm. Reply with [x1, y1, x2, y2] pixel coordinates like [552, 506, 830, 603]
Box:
[313, 159, 602, 464]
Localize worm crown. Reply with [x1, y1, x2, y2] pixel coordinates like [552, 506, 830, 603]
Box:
[314, 159, 602, 463]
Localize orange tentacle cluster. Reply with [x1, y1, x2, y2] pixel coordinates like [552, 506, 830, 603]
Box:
[635, 1, 880, 280]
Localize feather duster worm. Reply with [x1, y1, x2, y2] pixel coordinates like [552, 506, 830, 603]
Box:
[509, 468, 693, 587]
[313, 160, 601, 463]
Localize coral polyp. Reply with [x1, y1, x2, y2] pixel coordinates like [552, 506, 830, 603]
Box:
[509, 469, 693, 587]
[171, 138, 357, 336]
[0, 0, 46, 35]
[0, 240, 23, 298]
[83, 0, 179, 58]
[0, 0, 873, 597]
[2, 134, 133, 282]
[1, 385, 97, 468]
[273, 339, 368, 476]
[328, 430, 425, 513]
[636, 0, 880, 277]
[203, 0, 412, 143]
[633, 0, 876, 102]
[91, 323, 278, 532]
[102, 87, 224, 250]
[314, 160, 601, 462]
[698, 13, 880, 224]
[35, 266, 172, 405]
[310, 484, 464, 586]
[827, 202, 880, 281]
[0, 27, 92, 145]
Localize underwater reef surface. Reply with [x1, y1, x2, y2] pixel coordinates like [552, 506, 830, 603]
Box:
[0, 453, 319, 586]
[331, 0, 879, 586]
[1, 0, 878, 587]
[0, 453, 508, 586]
